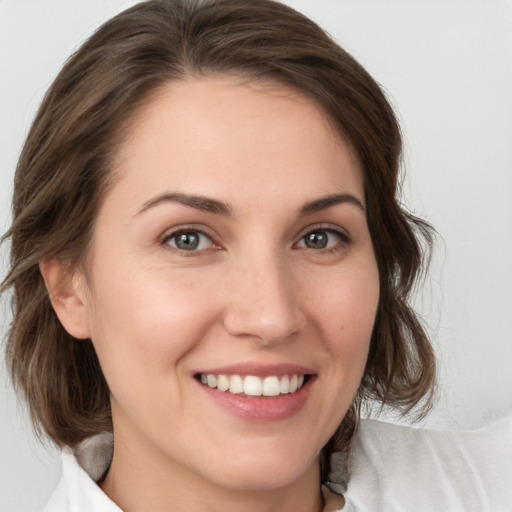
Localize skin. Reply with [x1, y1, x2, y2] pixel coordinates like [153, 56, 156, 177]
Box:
[44, 76, 380, 512]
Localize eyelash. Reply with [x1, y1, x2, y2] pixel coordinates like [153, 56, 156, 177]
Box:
[161, 227, 218, 257]
[295, 226, 351, 254]
[160, 225, 351, 256]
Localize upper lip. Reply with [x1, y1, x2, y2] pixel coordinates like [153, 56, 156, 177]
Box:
[193, 363, 315, 378]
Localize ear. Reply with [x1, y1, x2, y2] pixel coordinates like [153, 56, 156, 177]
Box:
[39, 259, 91, 339]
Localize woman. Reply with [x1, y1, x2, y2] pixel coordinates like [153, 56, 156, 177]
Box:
[1, 1, 510, 511]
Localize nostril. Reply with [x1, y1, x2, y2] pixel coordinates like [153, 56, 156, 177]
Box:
[221, 271, 300, 344]
[222, 307, 300, 346]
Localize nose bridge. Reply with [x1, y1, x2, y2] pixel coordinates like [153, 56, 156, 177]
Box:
[223, 246, 300, 345]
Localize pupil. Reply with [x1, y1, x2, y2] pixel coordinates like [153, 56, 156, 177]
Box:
[176, 232, 199, 250]
[306, 232, 327, 249]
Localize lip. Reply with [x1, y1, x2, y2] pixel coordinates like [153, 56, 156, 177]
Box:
[194, 363, 316, 422]
[193, 362, 315, 378]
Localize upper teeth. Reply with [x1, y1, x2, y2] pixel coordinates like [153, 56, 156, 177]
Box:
[199, 373, 305, 396]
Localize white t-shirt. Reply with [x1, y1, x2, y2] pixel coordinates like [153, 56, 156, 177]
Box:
[42, 416, 512, 512]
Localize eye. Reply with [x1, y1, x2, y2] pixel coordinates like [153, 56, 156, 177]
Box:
[164, 230, 215, 251]
[296, 229, 347, 250]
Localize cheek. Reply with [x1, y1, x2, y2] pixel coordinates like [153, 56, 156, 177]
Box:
[84, 260, 222, 378]
[317, 268, 379, 343]
[310, 263, 379, 387]
[82, 266, 225, 435]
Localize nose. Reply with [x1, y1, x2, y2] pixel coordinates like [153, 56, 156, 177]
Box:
[222, 253, 302, 346]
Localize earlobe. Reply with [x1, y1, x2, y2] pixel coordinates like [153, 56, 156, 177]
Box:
[39, 259, 91, 340]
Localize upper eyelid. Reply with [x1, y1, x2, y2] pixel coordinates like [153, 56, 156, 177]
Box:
[163, 229, 212, 243]
[295, 224, 351, 241]
[160, 225, 217, 244]
[160, 229, 220, 256]
[294, 229, 348, 248]
[158, 223, 351, 248]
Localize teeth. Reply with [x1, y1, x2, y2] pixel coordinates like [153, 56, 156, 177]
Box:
[217, 374, 230, 392]
[229, 375, 244, 394]
[289, 375, 298, 393]
[263, 376, 280, 396]
[244, 376, 263, 396]
[207, 374, 217, 388]
[279, 375, 290, 394]
[200, 373, 307, 396]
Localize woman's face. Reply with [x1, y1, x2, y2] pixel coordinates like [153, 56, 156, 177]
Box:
[76, 76, 379, 491]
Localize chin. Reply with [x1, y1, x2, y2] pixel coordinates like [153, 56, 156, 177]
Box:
[211, 465, 313, 493]
[195, 439, 321, 492]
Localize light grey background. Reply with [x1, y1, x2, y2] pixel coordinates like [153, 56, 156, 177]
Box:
[1, 0, 511, 510]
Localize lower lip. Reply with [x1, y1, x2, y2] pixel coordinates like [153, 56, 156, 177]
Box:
[197, 378, 314, 421]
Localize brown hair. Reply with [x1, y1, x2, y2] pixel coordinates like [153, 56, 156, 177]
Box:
[1, 0, 435, 473]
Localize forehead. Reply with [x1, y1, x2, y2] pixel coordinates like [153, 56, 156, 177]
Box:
[108, 76, 364, 214]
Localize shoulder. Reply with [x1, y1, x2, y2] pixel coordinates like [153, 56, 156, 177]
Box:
[340, 415, 512, 511]
[41, 434, 121, 512]
[41, 475, 68, 512]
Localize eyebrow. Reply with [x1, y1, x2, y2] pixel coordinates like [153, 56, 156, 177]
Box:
[136, 191, 365, 217]
[137, 193, 232, 217]
[300, 193, 365, 215]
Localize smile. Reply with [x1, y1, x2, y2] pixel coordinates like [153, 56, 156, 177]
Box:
[197, 373, 307, 397]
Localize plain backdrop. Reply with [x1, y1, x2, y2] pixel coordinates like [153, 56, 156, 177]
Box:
[1, 0, 511, 510]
